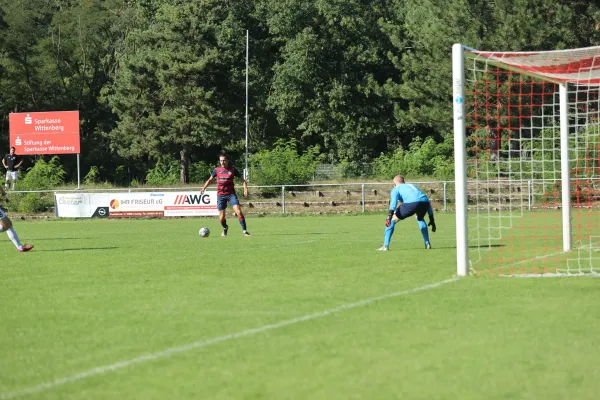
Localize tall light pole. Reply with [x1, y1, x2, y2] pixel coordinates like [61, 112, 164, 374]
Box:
[244, 29, 249, 181]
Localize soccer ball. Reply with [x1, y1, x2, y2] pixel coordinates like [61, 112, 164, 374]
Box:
[199, 227, 210, 237]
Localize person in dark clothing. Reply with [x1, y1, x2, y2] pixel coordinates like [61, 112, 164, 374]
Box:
[3, 147, 23, 190]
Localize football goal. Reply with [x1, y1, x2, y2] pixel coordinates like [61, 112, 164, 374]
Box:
[453, 44, 600, 276]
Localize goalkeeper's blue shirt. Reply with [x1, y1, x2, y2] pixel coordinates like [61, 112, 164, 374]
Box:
[389, 183, 429, 210]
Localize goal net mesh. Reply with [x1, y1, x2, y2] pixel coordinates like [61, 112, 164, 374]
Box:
[464, 47, 600, 275]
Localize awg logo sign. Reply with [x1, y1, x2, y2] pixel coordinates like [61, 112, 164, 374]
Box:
[173, 194, 211, 205]
[163, 191, 218, 216]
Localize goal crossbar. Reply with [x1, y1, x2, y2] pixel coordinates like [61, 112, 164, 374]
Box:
[464, 46, 600, 86]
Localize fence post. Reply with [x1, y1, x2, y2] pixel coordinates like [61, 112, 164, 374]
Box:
[282, 185, 286, 214]
[443, 182, 447, 211]
[528, 180, 532, 210]
[361, 184, 365, 213]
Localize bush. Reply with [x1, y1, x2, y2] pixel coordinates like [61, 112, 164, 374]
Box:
[249, 139, 325, 193]
[84, 166, 102, 185]
[373, 136, 454, 180]
[19, 156, 66, 190]
[338, 160, 375, 179]
[114, 165, 129, 186]
[145, 160, 179, 186]
[189, 161, 214, 184]
[6, 157, 66, 213]
[145, 160, 215, 186]
[130, 178, 141, 187]
[16, 192, 52, 214]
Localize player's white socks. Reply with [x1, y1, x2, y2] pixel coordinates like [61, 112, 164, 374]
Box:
[6, 227, 23, 250]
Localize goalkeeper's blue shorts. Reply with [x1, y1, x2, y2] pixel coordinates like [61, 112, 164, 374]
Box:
[395, 201, 430, 221]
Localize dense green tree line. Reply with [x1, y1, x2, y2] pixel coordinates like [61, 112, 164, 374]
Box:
[0, 0, 598, 184]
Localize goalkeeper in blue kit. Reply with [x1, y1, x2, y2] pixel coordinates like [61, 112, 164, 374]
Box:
[377, 176, 436, 251]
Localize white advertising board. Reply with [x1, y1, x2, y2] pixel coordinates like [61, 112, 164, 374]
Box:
[108, 191, 218, 218]
[55, 191, 219, 218]
[54, 193, 109, 218]
[162, 192, 219, 217]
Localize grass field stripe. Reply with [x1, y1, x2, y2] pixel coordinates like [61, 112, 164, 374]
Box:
[2, 240, 319, 282]
[0, 277, 459, 400]
[505, 250, 566, 267]
[504, 238, 600, 268]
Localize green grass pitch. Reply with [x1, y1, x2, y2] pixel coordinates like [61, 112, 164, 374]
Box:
[1, 213, 600, 399]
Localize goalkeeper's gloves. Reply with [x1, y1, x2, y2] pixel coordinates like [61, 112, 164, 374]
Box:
[428, 216, 436, 232]
[385, 210, 394, 227]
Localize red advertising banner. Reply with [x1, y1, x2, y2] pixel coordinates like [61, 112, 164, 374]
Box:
[9, 111, 80, 155]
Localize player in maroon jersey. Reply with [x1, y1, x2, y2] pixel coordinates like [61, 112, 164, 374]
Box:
[199, 153, 250, 236]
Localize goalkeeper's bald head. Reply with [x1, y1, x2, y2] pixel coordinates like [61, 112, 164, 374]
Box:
[393, 175, 405, 185]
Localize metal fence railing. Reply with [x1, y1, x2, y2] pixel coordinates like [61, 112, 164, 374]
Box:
[5, 178, 599, 216]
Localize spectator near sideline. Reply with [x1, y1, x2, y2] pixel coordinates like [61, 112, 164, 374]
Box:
[0, 186, 33, 252]
[199, 153, 251, 237]
[3, 147, 23, 190]
[377, 176, 436, 251]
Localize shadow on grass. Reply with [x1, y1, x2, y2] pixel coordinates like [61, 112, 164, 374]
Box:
[258, 232, 332, 236]
[26, 237, 94, 241]
[38, 247, 121, 252]
[468, 244, 505, 249]
[389, 244, 506, 251]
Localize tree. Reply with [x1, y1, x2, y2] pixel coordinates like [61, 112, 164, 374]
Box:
[0, 0, 139, 181]
[263, 0, 399, 162]
[388, 0, 600, 148]
[0, 0, 55, 113]
[46, 0, 139, 179]
[105, 0, 249, 183]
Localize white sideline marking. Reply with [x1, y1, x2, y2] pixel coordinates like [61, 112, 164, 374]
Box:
[0, 277, 459, 399]
[502, 272, 600, 278]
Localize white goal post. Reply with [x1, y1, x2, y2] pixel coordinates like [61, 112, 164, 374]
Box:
[453, 43, 600, 276]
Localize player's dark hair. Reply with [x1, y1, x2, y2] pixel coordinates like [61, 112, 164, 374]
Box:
[219, 152, 229, 160]
[10, 147, 15, 151]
